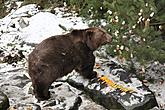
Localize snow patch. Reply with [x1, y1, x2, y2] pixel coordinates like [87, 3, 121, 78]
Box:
[22, 9, 88, 43]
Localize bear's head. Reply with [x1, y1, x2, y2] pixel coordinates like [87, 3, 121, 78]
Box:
[71, 27, 112, 51]
[85, 27, 112, 50]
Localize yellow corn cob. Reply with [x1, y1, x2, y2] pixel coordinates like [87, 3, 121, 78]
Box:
[99, 76, 134, 93]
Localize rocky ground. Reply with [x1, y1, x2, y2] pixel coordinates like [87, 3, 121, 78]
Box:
[0, 3, 164, 110]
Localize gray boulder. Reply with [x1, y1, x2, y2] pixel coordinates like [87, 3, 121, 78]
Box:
[0, 91, 9, 110]
[0, 58, 159, 110]
[9, 103, 41, 110]
[63, 59, 158, 110]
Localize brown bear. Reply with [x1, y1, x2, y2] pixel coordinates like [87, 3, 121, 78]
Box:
[28, 27, 112, 100]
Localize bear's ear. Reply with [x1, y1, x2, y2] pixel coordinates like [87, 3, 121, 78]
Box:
[85, 30, 95, 50]
[86, 30, 94, 38]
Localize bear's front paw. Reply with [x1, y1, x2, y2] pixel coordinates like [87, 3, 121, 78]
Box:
[87, 71, 97, 79]
[35, 91, 50, 101]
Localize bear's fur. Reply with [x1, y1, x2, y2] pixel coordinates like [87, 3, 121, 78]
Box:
[28, 27, 112, 100]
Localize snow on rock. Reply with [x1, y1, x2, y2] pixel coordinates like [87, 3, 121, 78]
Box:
[22, 12, 63, 43]
[65, 57, 158, 110]
[9, 4, 39, 18]
[0, 3, 163, 110]
[22, 9, 88, 43]
[151, 82, 165, 109]
[0, 4, 39, 33]
[0, 3, 88, 45]
[145, 62, 165, 109]
[0, 4, 40, 64]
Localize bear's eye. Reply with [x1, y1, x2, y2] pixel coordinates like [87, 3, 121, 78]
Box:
[102, 33, 106, 38]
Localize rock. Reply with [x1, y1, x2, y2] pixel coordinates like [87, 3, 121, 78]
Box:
[133, 61, 165, 109]
[0, 50, 3, 54]
[18, 17, 29, 28]
[0, 49, 4, 60]
[0, 91, 9, 110]
[41, 82, 107, 110]
[144, 62, 165, 109]
[10, 23, 16, 28]
[50, 9, 55, 14]
[2, 50, 25, 64]
[69, 96, 82, 110]
[64, 58, 158, 110]
[79, 94, 107, 110]
[9, 103, 41, 110]
[42, 82, 83, 110]
[0, 54, 159, 109]
[145, 62, 165, 83]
